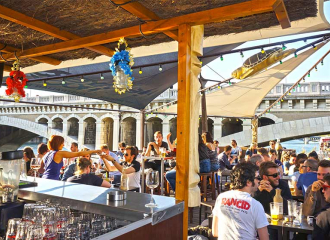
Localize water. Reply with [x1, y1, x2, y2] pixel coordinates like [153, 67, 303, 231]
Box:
[18, 143, 69, 153]
[281, 139, 319, 154]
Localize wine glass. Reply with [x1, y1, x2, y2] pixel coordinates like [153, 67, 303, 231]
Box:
[109, 174, 115, 188]
[30, 158, 41, 182]
[145, 170, 159, 208]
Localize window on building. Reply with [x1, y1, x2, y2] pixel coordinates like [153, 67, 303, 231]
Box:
[322, 85, 325, 91]
[276, 86, 281, 93]
[312, 85, 317, 92]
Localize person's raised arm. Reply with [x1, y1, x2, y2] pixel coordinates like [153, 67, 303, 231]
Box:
[145, 142, 154, 156]
[257, 226, 269, 240]
[54, 150, 101, 163]
[101, 155, 119, 172]
[166, 133, 174, 151]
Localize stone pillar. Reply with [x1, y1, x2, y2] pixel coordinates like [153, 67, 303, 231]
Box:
[313, 99, 318, 109]
[112, 115, 120, 151]
[95, 120, 102, 149]
[300, 100, 305, 109]
[78, 120, 84, 147]
[162, 118, 170, 140]
[242, 119, 252, 131]
[62, 119, 68, 138]
[135, 114, 141, 150]
[213, 118, 223, 140]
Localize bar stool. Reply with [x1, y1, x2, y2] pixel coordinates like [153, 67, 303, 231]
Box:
[199, 172, 212, 202]
[219, 170, 231, 193]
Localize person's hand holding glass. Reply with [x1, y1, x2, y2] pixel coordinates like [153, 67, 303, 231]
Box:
[145, 170, 159, 208]
[109, 174, 115, 188]
[30, 158, 41, 182]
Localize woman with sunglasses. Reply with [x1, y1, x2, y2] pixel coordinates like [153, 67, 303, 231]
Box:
[67, 157, 111, 188]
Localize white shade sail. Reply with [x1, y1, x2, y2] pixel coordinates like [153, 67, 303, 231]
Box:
[158, 41, 328, 118]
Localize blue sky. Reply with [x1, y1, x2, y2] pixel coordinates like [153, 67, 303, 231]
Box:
[1, 2, 330, 97]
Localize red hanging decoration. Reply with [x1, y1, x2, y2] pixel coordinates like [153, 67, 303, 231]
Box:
[5, 60, 28, 102]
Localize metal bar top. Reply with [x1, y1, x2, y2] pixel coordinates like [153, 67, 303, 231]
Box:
[18, 177, 184, 224]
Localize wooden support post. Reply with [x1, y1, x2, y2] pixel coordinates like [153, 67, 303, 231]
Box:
[176, 24, 203, 240]
[252, 116, 258, 146]
[273, 0, 291, 29]
[140, 111, 145, 150]
[199, 77, 208, 133]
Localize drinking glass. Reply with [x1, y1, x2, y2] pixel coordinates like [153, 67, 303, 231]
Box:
[287, 200, 296, 223]
[160, 148, 166, 158]
[30, 158, 41, 182]
[270, 202, 280, 220]
[26, 224, 43, 240]
[145, 170, 159, 208]
[6, 218, 21, 240]
[15, 221, 33, 240]
[293, 202, 303, 225]
[109, 175, 114, 187]
[22, 204, 36, 222]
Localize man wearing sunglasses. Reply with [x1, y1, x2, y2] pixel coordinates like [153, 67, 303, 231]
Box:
[212, 162, 269, 240]
[297, 159, 318, 196]
[254, 161, 292, 215]
[312, 174, 330, 239]
[115, 142, 126, 159]
[303, 160, 330, 216]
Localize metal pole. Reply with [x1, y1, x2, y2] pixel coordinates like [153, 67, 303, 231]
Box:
[251, 116, 258, 147]
[140, 111, 145, 150]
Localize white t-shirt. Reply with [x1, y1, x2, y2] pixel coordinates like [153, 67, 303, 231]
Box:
[288, 165, 296, 176]
[212, 190, 268, 240]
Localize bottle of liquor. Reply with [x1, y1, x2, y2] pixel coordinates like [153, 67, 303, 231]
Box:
[120, 168, 128, 191]
[273, 188, 283, 220]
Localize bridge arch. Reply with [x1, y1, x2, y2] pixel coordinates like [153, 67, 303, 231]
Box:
[261, 113, 282, 124]
[0, 116, 78, 149]
[51, 114, 65, 121]
[65, 114, 82, 121]
[82, 113, 99, 121]
[36, 115, 51, 125]
[121, 117, 136, 146]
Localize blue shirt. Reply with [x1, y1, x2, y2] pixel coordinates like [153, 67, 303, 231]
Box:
[218, 152, 232, 171]
[62, 163, 77, 181]
[297, 172, 317, 196]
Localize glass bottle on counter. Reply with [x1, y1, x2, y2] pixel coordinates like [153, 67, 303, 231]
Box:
[272, 188, 283, 220]
[120, 168, 128, 191]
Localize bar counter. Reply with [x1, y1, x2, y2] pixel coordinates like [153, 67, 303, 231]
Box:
[18, 177, 184, 239]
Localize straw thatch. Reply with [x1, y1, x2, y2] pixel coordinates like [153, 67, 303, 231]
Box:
[0, 0, 317, 68]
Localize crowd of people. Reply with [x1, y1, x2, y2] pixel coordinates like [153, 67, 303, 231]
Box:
[210, 139, 330, 240]
[22, 133, 330, 239]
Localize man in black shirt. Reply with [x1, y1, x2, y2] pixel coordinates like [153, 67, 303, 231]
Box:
[254, 161, 292, 214]
[313, 174, 330, 239]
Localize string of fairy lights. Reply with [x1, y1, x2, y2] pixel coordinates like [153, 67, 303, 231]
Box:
[13, 33, 329, 88]
[258, 48, 330, 118]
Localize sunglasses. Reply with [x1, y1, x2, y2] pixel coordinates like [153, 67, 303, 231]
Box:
[120, 148, 125, 151]
[323, 185, 330, 190]
[266, 173, 279, 178]
[124, 153, 129, 157]
[255, 176, 262, 181]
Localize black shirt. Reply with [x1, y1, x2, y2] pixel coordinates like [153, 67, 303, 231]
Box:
[198, 143, 209, 161]
[121, 160, 141, 172]
[151, 141, 169, 152]
[67, 173, 103, 187]
[254, 179, 292, 214]
[313, 203, 330, 240]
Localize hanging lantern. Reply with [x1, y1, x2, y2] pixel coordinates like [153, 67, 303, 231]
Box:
[5, 60, 28, 102]
[109, 38, 134, 94]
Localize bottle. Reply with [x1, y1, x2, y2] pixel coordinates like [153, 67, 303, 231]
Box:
[120, 168, 128, 191]
[273, 188, 283, 220]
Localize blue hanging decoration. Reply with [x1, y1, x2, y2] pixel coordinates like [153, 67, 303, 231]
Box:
[109, 38, 134, 94]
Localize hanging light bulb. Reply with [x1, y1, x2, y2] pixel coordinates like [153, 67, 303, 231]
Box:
[240, 51, 244, 58]
[217, 85, 221, 89]
[228, 80, 232, 86]
[261, 48, 265, 54]
[62, 78, 66, 85]
[315, 66, 318, 71]
[200, 59, 203, 65]
[281, 99, 284, 102]
[298, 83, 301, 87]
[282, 44, 287, 50]
[159, 65, 162, 71]
[81, 76, 84, 82]
[294, 52, 298, 58]
[303, 77, 305, 82]
[308, 72, 311, 77]
[280, 60, 283, 64]
[321, 60, 324, 66]
[313, 44, 317, 50]
[139, 67, 142, 74]
[220, 55, 224, 61]
[236, 119, 239, 122]
[24, 85, 28, 89]
[100, 73, 104, 80]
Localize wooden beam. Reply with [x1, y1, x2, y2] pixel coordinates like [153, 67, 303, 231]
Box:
[0, 43, 61, 66]
[176, 23, 191, 240]
[2, 0, 277, 60]
[112, 0, 178, 40]
[0, 4, 114, 56]
[273, 0, 291, 29]
[3, 64, 11, 72]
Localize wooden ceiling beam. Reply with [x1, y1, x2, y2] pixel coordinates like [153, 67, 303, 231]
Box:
[2, 0, 280, 60]
[0, 43, 61, 66]
[0, 4, 114, 56]
[272, 0, 291, 29]
[111, 0, 178, 41]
